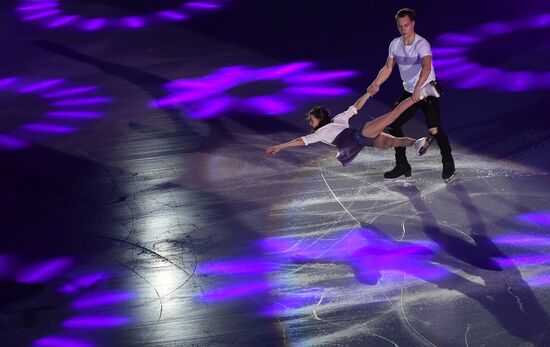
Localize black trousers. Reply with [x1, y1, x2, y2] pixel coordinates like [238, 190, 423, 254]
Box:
[387, 90, 453, 166]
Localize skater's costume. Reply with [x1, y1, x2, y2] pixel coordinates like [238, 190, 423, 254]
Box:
[300, 106, 375, 167]
[384, 32, 455, 181]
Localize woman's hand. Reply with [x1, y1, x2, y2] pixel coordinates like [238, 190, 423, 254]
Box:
[265, 138, 304, 154]
[265, 146, 281, 154]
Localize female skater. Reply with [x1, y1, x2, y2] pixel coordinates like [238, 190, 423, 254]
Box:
[265, 92, 433, 167]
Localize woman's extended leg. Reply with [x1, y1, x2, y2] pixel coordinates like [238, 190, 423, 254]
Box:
[373, 133, 416, 149]
[361, 97, 415, 138]
[374, 133, 432, 156]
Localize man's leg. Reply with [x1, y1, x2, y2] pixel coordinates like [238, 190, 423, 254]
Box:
[420, 97, 455, 181]
[384, 91, 419, 179]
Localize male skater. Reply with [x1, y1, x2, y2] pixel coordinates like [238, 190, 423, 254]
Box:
[367, 8, 455, 182]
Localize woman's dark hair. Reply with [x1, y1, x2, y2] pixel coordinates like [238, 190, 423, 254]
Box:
[307, 106, 331, 131]
[395, 8, 415, 21]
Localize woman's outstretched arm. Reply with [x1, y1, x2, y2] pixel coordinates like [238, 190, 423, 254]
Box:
[353, 91, 372, 112]
[266, 92, 370, 154]
[265, 138, 305, 154]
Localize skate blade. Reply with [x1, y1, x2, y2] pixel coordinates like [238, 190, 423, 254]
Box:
[418, 136, 434, 156]
[384, 176, 412, 181]
[444, 173, 456, 183]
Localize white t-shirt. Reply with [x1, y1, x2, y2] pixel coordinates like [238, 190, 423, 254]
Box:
[301, 106, 357, 146]
[389, 33, 436, 93]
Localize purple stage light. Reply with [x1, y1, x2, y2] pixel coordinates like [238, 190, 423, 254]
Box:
[43, 86, 97, 98]
[157, 10, 188, 21]
[23, 124, 75, 133]
[517, 212, 550, 227]
[256, 237, 294, 253]
[531, 14, 550, 28]
[52, 97, 112, 106]
[16, 0, 228, 31]
[152, 89, 218, 106]
[0, 76, 112, 150]
[80, 18, 106, 31]
[284, 86, 350, 96]
[59, 272, 110, 294]
[258, 62, 313, 79]
[0, 134, 27, 149]
[201, 211, 550, 317]
[243, 97, 293, 114]
[477, 21, 514, 36]
[24, 9, 61, 21]
[198, 229, 450, 315]
[200, 281, 273, 302]
[120, 17, 145, 29]
[63, 316, 130, 329]
[496, 255, 550, 268]
[198, 259, 276, 275]
[34, 336, 93, 347]
[151, 62, 357, 119]
[46, 111, 105, 119]
[494, 233, 550, 246]
[18, 79, 64, 93]
[72, 292, 136, 309]
[17, 3, 57, 12]
[39, 270, 135, 346]
[431, 48, 468, 57]
[527, 273, 550, 287]
[186, 97, 234, 118]
[17, 258, 73, 283]
[0, 77, 20, 89]
[432, 13, 550, 91]
[47, 15, 79, 28]
[284, 70, 357, 83]
[1, 255, 135, 347]
[436, 33, 480, 45]
[185, 2, 221, 10]
[281, 229, 448, 282]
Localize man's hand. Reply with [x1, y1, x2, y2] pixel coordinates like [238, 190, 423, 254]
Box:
[411, 88, 421, 103]
[367, 83, 380, 96]
[265, 146, 281, 154]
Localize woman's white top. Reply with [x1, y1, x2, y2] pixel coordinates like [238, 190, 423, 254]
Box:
[300, 106, 358, 146]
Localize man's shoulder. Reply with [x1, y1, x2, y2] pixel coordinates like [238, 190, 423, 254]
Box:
[389, 36, 402, 46]
[414, 33, 430, 44]
[389, 36, 402, 52]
